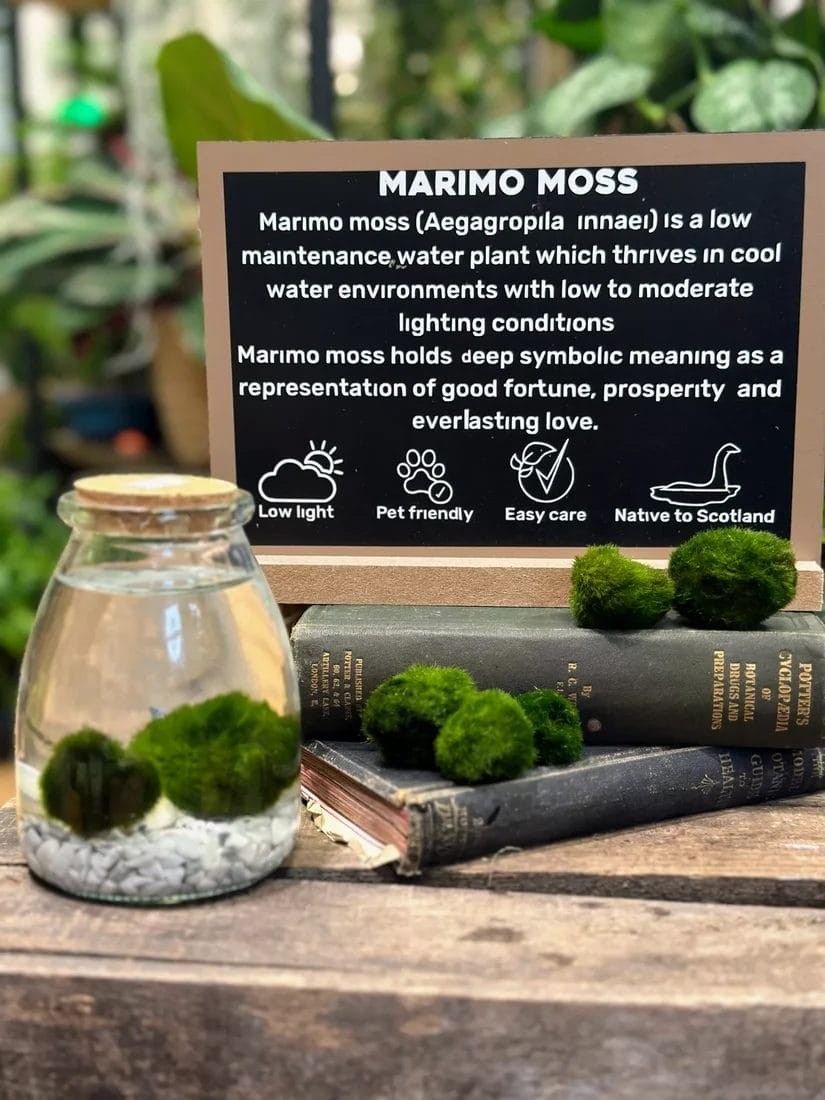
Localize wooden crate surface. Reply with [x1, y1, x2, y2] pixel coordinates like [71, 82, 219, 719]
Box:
[2, 798, 825, 1099]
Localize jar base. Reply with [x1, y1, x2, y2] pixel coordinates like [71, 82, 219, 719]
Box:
[18, 781, 300, 906]
[26, 862, 282, 906]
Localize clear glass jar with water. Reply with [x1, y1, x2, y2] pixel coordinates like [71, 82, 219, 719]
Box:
[15, 473, 301, 903]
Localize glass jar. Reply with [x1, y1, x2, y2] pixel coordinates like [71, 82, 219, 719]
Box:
[15, 473, 301, 904]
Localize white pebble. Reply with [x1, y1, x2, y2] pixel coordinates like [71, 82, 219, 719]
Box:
[36, 837, 61, 867]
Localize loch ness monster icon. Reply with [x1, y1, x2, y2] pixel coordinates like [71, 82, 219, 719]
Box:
[649, 442, 741, 507]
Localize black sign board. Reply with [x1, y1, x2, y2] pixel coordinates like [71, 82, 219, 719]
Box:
[199, 134, 825, 607]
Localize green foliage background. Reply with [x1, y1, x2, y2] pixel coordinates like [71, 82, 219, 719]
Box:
[335, 0, 825, 141]
[486, 0, 825, 138]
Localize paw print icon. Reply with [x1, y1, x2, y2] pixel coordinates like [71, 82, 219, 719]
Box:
[397, 449, 454, 504]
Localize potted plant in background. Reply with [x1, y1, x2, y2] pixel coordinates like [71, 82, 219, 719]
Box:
[0, 27, 328, 767]
[156, 32, 328, 179]
[145, 33, 327, 466]
[486, 0, 824, 137]
[0, 31, 328, 472]
[0, 151, 206, 467]
[0, 469, 65, 757]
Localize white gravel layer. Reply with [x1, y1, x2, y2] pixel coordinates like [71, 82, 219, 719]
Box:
[18, 780, 300, 903]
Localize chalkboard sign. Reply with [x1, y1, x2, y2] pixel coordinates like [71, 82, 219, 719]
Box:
[199, 133, 825, 608]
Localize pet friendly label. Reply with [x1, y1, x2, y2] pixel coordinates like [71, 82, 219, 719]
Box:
[199, 134, 825, 605]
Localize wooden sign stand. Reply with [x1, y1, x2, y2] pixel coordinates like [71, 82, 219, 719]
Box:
[199, 131, 825, 609]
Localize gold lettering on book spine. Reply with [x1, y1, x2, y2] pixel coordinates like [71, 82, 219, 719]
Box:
[342, 649, 353, 721]
[716, 751, 735, 808]
[789, 749, 806, 793]
[711, 650, 725, 731]
[748, 753, 765, 800]
[412, 799, 472, 865]
[743, 663, 756, 722]
[775, 650, 793, 733]
[796, 662, 813, 727]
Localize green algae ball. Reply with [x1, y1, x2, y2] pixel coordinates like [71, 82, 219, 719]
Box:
[571, 544, 674, 629]
[362, 664, 476, 769]
[41, 728, 160, 837]
[516, 689, 584, 766]
[435, 689, 536, 785]
[130, 692, 300, 818]
[669, 527, 797, 629]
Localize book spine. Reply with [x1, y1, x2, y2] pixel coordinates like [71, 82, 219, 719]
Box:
[291, 615, 825, 748]
[401, 744, 825, 872]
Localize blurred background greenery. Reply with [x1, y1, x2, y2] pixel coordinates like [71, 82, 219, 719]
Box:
[0, 0, 821, 754]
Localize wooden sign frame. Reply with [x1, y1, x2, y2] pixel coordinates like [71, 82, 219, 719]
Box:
[199, 131, 825, 608]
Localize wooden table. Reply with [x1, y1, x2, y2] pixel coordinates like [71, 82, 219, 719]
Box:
[2, 794, 825, 1099]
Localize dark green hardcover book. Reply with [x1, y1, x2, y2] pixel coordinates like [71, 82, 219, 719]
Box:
[301, 738, 825, 874]
[291, 605, 825, 748]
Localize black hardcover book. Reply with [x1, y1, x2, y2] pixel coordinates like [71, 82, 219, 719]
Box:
[301, 738, 825, 874]
[291, 606, 825, 748]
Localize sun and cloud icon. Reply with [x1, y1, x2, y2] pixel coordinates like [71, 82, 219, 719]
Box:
[258, 441, 344, 504]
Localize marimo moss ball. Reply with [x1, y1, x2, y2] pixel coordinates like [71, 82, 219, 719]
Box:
[516, 689, 584, 766]
[571, 544, 674, 629]
[130, 692, 300, 818]
[435, 689, 536, 785]
[40, 728, 161, 837]
[669, 527, 797, 629]
[362, 664, 476, 769]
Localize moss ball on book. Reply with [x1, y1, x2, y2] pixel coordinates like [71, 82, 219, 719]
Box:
[362, 664, 477, 769]
[669, 527, 797, 629]
[516, 689, 583, 766]
[435, 689, 536, 785]
[570, 545, 674, 629]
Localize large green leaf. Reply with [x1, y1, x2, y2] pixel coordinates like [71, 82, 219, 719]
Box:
[684, 1, 757, 46]
[157, 33, 329, 179]
[66, 159, 129, 204]
[554, 0, 601, 18]
[779, 2, 822, 54]
[531, 54, 653, 135]
[176, 292, 205, 362]
[533, 9, 603, 53]
[3, 294, 97, 359]
[480, 109, 529, 138]
[691, 59, 817, 131]
[603, 0, 690, 74]
[0, 194, 131, 243]
[60, 261, 178, 309]
[0, 226, 132, 292]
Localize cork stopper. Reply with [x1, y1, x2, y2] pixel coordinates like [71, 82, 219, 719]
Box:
[74, 473, 240, 509]
[64, 473, 251, 536]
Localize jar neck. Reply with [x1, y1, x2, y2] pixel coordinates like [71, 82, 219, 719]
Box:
[55, 525, 259, 594]
[57, 489, 255, 539]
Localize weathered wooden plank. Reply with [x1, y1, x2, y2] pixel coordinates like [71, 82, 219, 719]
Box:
[6, 797, 825, 906]
[2, 876, 825, 1099]
[2, 865, 825, 1000]
[3, 799, 825, 1096]
[419, 796, 825, 906]
[2, 956, 825, 1100]
[0, 800, 17, 865]
[290, 794, 825, 905]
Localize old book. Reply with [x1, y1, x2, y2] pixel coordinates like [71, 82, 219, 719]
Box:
[301, 738, 825, 874]
[291, 605, 825, 748]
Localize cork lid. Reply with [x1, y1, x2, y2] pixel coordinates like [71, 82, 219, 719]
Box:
[64, 473, 251, 535]
[74, 473, 240, 509]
